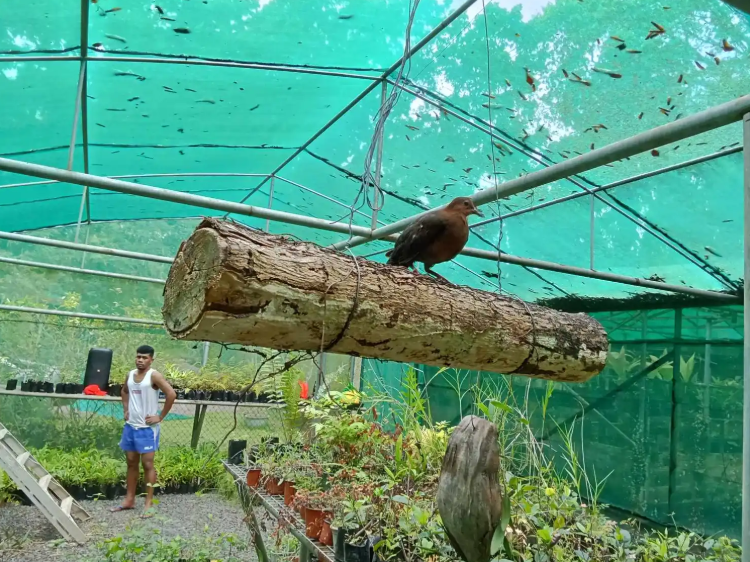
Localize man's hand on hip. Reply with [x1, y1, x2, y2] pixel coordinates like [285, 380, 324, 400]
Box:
[145, 415, 161, 425]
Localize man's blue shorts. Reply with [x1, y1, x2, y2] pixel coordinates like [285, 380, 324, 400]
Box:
[120, 423, 160, 454]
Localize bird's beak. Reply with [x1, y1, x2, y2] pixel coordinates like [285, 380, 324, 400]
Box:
[473, 206, 484, 217]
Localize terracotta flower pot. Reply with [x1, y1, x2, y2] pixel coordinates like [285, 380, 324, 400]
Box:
[246, 468, 262, 488]
[320, 520, 333, 546]
[299, 505, 307, 520]
[284, 481, 297, 506]
[304, 507, 325, 539]
[265, 477, 284, 495]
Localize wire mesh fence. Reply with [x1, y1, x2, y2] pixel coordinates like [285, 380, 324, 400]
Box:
[0, 393, 285, 455]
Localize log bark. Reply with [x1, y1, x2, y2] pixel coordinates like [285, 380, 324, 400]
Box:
[436, 415, 502, 562]
[162, 218, 608, 382]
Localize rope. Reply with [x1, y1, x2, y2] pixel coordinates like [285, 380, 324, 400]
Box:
[344, 0, 423, 240]
[480, 0, 538, 374]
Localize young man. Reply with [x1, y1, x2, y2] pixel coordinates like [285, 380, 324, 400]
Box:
[111, 345, 176, 516]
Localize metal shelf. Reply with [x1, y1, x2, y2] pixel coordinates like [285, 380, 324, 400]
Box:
[224, 462, 335, 562]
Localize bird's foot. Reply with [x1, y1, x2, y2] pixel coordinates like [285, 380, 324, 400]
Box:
[425, 269, 453, 285]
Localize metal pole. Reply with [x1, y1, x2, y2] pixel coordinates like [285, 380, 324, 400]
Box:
[71, 61, 87, 243]
[456, 246, 739, 301]
[75, 0, 91, 241]
[89, 56, 381, 82]
[703, 320, 712, 422]
[0, 172, 271, 190]
[0, 255, 165, 284]
[0, 304, 162, 326]
[0, 158, 375, 238]
[0, 231, 174, 264]
[357, 241, 736, 300]
[202, 342, 210, 367]
[372, 81, 388, 230]
[589, 194, 595, 270]
[332, 94, 750, 251]
[741, 110, 750, 562]
[67, 63, 86, 172]
[265, 177, 275, 232]
[488, 147, 743, 224]
[231, 0, 482, 208]
[667, 309, 683, 517]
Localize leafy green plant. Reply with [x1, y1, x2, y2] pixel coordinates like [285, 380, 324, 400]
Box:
[95, 516, 247, 561]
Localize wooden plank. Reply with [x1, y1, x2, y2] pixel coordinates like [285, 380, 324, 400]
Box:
[61, 497, 73, 516]
[38, 474, 52, 492]
[0, 442, 87, 544]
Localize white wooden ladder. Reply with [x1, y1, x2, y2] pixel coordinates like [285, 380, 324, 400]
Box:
[0, 421, 90, 544]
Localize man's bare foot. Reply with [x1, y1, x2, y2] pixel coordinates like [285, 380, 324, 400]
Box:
[110, 504, 135, 513]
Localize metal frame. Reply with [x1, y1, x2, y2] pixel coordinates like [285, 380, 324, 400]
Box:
[742, 110, 750, 562]
[385, 82, 737, 289]
[1, 7, 749, 549]
[331, 94, 750, 251]
[0, 304, 162, 326]
[0, 255, 165, 284]
[0, 158, 738, 300]
[229, 0, 483, 209]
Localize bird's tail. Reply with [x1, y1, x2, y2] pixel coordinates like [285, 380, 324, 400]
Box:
[385, 249, 394, 264]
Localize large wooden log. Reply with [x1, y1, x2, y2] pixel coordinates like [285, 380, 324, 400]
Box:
[437, 416, 502, 562]
[162, 218, 608, 382]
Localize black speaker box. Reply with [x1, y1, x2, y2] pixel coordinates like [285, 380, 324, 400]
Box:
[83, 347, 113, 391]
[228, 440, 246, 464]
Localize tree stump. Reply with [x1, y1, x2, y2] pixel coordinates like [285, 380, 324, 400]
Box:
[437, 416, 502, 562]
[162, 218, 608, 382]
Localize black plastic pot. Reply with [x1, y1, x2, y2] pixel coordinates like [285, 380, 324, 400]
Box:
[20, 381, 30, 392]
[43, 381, 54, 393]
[226, 391, 236, 402]
[332, 527, 346, 562]
[186, 390, 196, 400]
[257, 392, 269, 403]
[344, 541, 370, 562]
[196, 390, 206, 400]
[176, 389, 185, 399]
[5, 379, 17, 391]
[55, 382, 65, 394]
[73, 383, 85, 394]
[247, 391, 257, 402]
[28, 380, 40, 392]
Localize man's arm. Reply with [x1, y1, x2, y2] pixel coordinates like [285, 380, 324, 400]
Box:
[121, 375, 130, 422]
[151, 372, 177, 422]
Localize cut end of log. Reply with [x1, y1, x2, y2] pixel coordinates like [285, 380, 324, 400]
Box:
[162, 218, 610, 382]
[162, 227, 226, 338]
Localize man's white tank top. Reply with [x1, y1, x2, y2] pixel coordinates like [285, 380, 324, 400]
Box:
[126, 369, 160, 429]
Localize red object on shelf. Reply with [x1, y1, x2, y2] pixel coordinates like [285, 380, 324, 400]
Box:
[284, 481, 297, 506]
[83, 384, 107, 396]
[246, 469, 261, 488]
[299, 381, 309, 399]
[304, 507, 325, 539]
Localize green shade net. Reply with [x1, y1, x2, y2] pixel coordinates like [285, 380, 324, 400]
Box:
[361, 306, 742, 539]
[1, 0, 749, 541]
[1, 0, 748, 295]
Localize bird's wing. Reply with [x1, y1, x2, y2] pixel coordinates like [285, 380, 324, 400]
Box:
[386, 212, 447, 266]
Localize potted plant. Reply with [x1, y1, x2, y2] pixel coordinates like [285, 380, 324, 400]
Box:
[301, 490, 327, 540]
[246, 466, 262, 488]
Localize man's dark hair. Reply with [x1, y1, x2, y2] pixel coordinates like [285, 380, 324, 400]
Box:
[136, 345, 155, 357]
